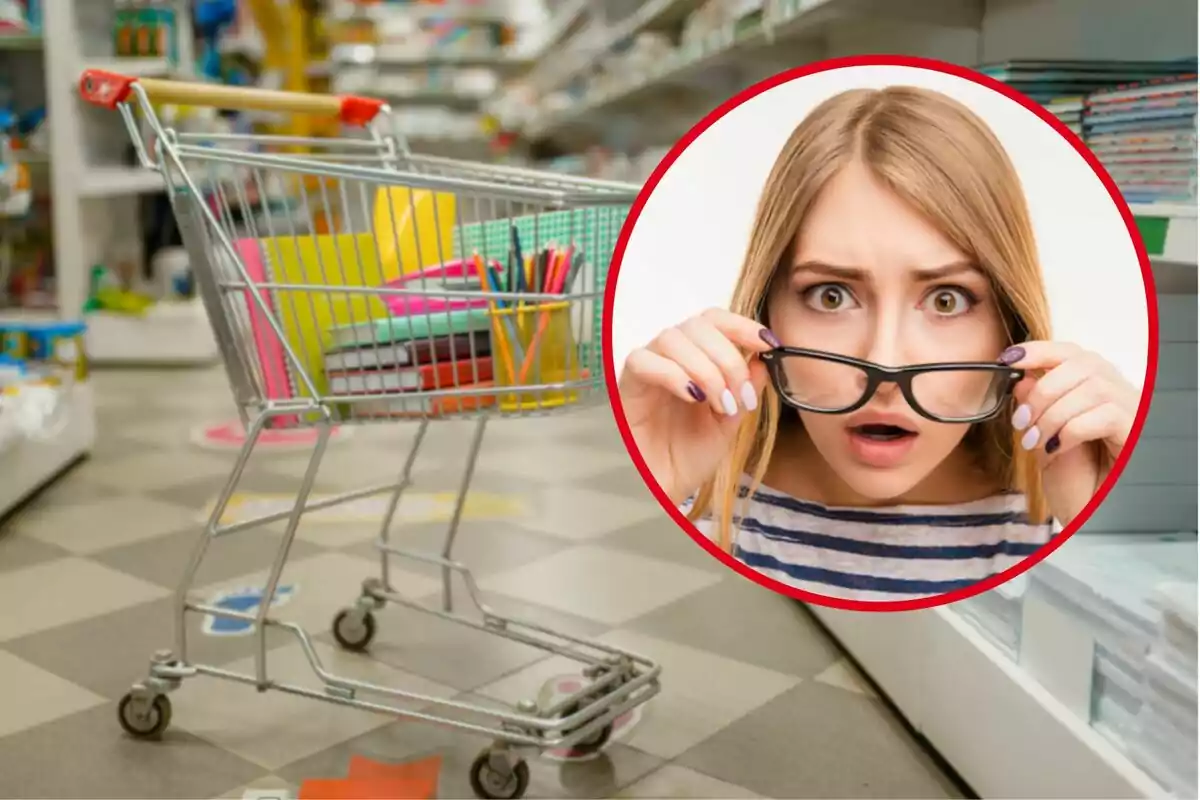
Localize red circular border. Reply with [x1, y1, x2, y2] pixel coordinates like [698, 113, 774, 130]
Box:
[602, 54, 1160, 613]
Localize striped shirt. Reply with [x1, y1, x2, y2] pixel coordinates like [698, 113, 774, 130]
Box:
[684, 481, 1053, 603]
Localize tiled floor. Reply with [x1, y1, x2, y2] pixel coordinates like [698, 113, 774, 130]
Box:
[0, 366, 965, 799]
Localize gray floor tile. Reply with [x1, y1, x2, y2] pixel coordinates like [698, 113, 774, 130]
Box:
[0, 534, 70, 574]
[92, 527, 325, 590]
[0, 702, 265, 800]
[585, 466, 659, 503]
[4, 596, 290, 700]
[276, 710, 663, 799]
[325, 596, 567, 692]
[615, 764, 762, 798]
[147, 469, 304, 515]
[628, 580, 843, 679]
[677, 681, 965, 799]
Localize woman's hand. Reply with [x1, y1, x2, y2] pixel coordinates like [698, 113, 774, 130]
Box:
[618, 309, 779, 505]
[1001, 342, 1141, 525]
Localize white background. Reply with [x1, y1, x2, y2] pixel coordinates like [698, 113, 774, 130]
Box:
[610, 65, 1152, 390]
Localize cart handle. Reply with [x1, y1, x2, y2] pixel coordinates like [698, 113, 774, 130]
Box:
[78, 70, 385, 127]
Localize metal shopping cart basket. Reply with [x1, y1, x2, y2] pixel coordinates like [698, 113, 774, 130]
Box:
[80, 71, 659, 800]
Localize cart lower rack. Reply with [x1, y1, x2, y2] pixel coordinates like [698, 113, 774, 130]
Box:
[80, 70, 659, 800]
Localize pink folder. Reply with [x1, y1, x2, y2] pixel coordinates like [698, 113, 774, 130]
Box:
[382, 258, 498, 318]
[236, 238, 297, 427]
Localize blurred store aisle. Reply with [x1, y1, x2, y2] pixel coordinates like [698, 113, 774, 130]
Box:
[0, 366, 962, 799]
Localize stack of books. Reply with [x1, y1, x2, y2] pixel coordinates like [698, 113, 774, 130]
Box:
[1044, 96, 1085, 136]
[977, 59, 1198, 105]
[322, 259, 498, 419]
[1025, 533, 1198, 795]
[1128, 583, 1198, 799]
[1084, 74, 1198, 205]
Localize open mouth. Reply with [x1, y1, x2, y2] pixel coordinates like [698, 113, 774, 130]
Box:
[851, 423, 917, 442]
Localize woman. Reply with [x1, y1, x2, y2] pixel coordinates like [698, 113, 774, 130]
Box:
[618, 85, 1139, 602]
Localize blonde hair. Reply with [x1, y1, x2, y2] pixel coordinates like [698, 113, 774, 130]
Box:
[688, 85, 1053, 550]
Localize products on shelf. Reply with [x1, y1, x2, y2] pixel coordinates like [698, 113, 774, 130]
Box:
[114, 0, 180, 62]
[0, 319, 87, 446]
[1085, 74, 1198, 206]
[0, 0, 37, 33]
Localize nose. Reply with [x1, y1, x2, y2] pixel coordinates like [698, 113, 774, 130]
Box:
[863, 303, 905, 368]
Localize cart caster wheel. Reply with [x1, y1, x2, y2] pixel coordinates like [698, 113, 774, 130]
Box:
[469, 751, 529, 800]
[117, 692, 172, 739]
[331, 609, 376, 652]
[560, 701, 613, 757]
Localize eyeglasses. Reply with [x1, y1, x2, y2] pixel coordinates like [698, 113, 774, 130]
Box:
[760, 347, 1024, 424]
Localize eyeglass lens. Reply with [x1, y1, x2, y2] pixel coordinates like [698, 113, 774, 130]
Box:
[774, 354, 1010, 420]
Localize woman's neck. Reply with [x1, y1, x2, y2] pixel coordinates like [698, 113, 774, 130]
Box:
[762, 425, 1003, 508]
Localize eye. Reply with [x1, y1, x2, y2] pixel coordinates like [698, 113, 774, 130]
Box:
[923, 286, 975, 317]
[802, 283, 859, 313]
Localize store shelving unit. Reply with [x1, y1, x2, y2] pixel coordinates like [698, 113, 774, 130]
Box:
[511, 0, 1197, 798]
[43, 1, 218, 368]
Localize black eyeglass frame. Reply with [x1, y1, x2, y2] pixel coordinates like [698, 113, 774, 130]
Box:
[759, 347, 1025, 424]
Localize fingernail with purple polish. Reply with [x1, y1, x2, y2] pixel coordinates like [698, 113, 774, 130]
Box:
[998, 345, 1025, 365]
[759, 328, 782, 349]
[1045, 434, 1061, 454]
[686, 382, 706, 402]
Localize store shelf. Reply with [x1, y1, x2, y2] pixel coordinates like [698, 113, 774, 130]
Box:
[331, 42, 532, 71]
[78, 166, 165, 199]
[330, 0, 514, 24]
[809, 602, 1169, 799]
[1129, 203, 1198, 268]
[0, 382, 94, 520]
[0, 32, 42, 51]
[81, 56, 175, 78]
[84, 297, 219, 366]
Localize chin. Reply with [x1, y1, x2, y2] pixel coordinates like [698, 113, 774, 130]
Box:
[828, 461, 929, 504]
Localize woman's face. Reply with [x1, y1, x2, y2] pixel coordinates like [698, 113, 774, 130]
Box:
[765, 160, 1009, 502]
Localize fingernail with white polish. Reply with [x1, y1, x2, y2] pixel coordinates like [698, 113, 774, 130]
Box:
[1012, 404, 1032, 430]
[720, 388, 738, 416]
[1021, 425, 1040, 451]
[740, 381, 758, 412]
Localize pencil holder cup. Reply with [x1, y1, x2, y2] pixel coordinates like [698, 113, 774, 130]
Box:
[490, 300, 581, 412]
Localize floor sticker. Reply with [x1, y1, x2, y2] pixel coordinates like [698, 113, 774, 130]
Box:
[202, 584, 296, 636]
[193, 420, 351, 451]
[538, 674, 645, 762]
[296, 754, 441, 800]
[204, 491, 526, 526]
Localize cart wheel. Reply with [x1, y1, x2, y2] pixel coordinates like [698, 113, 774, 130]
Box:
[117, 692, 172, 739]
[331, 609, 376, 652]
[559, 700, 613, 757]
[469, 750, 529, 800]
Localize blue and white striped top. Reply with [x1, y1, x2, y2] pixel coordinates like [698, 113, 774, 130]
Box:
[684, 481, 1053, 603]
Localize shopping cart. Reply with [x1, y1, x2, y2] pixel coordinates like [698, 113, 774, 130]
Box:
[79, 70, 659, 799]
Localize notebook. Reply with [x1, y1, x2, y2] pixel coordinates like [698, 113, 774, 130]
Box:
[329, 357, 494, 394]
[323, 330, 491, 372]
[326, 306, 494, 351]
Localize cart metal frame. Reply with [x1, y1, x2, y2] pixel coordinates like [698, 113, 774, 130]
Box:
[82, 70, 659, 800]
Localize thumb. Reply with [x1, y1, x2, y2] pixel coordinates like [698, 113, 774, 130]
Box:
[749, 356, 769, 397]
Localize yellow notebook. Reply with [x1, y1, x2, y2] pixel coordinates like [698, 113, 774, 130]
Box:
[261, 232, 396, 400]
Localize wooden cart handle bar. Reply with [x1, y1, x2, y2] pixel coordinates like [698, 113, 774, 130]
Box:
[78, 70, 385, 127]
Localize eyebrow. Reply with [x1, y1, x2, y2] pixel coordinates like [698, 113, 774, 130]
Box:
[791, 260, 983, 282]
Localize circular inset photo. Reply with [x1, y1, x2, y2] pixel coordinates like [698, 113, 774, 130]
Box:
[606, 56, 1157, 611]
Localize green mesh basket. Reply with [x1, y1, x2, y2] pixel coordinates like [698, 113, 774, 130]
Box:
[452, 205, 630, 392]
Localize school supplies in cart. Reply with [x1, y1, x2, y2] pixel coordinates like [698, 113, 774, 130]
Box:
[81, 68, 652, 800]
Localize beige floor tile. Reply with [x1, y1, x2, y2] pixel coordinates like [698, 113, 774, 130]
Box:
[13, 494, 197, 555]
[0, 556, 168, 642]
[171, 640, 457, 770]
[616, 764, 762, 798]
[480, 628, 799, 761]
[477, 545, 720, 625]
[474, 440, 633, 483]
[214, 774, 295, 800]
[511, 485, 665, 541]
[80, 450, 234, 492]
[0, 650, 107, 738]
[814, 657, 879, 699]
